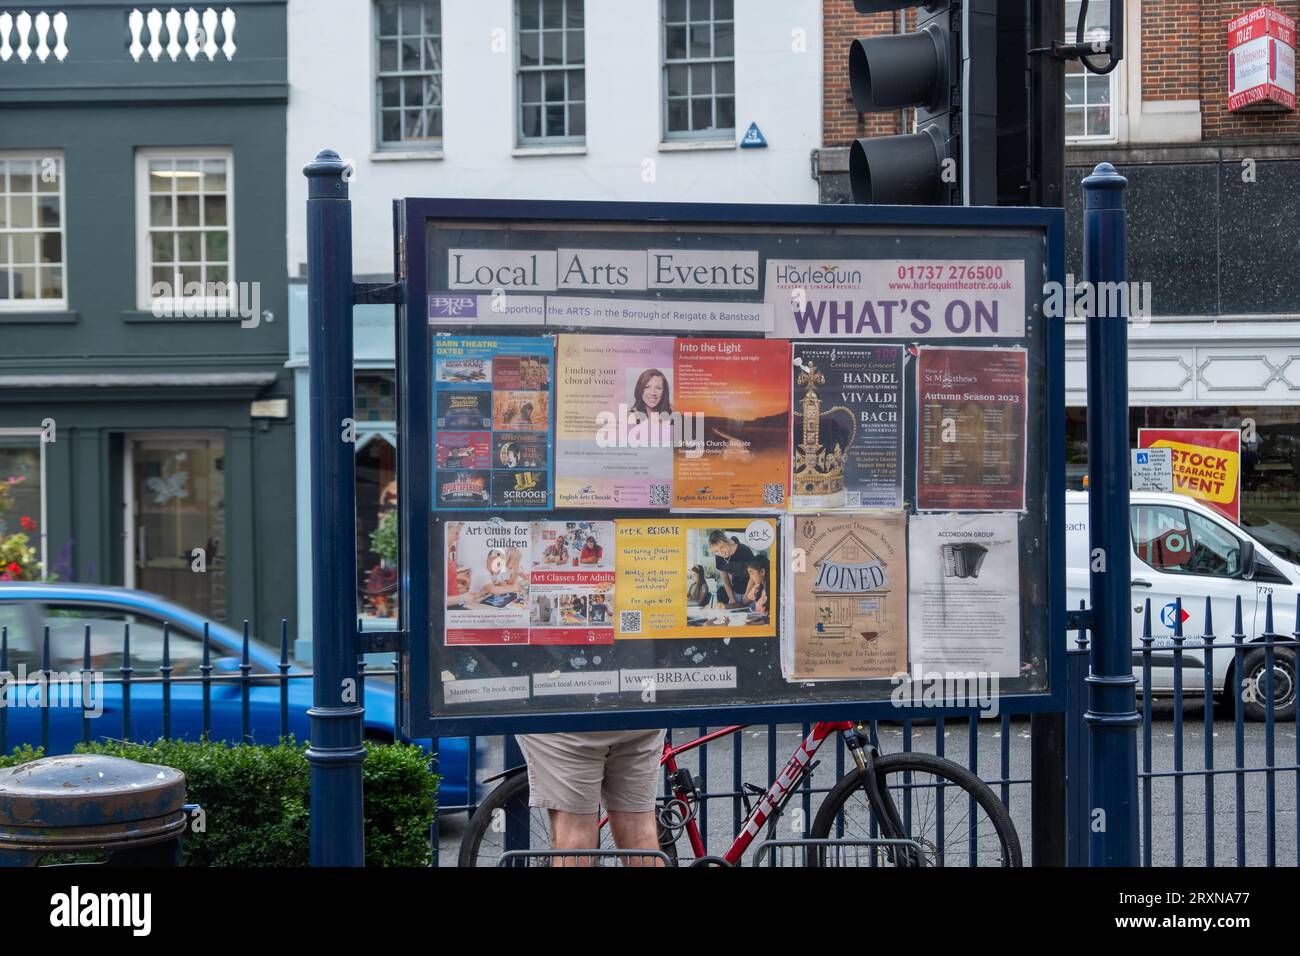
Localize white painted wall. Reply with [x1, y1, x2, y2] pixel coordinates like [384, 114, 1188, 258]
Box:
[287, 0, 823, 276]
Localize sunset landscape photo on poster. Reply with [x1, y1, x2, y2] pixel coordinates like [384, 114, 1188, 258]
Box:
[529, 520, 616, 645]
[432, 336, 554, 509]
[444, 519, 532, 646]
[788, 513, 908, 681]
[916, 346, 1028, 511]
[672, 338, 791, 510]
[554, 334, 678, 508]
[790, 343, 904, 511]
[615, 517, 778, 640]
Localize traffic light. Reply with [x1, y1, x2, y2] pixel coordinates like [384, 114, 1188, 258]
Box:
[847, 0, 1004, 206]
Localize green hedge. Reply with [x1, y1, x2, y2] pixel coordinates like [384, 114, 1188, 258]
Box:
[0, 739, 437, 867]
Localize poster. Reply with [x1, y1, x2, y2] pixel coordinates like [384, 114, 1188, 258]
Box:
[432, 336, 553, 509]
[916, 346, 1027, 511]
[672, 338, 791, 510]
[554, 334, 676, 508]
[790, 344, 904, 511]
[765, 259, 1025, 340]
[907, 512, 1020, 676]
[529, 520, 616, 645]
[444, 520, 533, 645]
[614, 517, 778, 640]
[787, 514, 908, 681]
[1137, 428, 1241, 524]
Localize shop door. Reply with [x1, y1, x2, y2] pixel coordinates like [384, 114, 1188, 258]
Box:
[124, 434, 226, 621]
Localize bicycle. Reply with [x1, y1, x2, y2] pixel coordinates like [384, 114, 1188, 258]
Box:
[458, 720, 1022, 867]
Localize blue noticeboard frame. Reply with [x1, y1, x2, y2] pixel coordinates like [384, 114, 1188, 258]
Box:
[394, 198, 1066, 739]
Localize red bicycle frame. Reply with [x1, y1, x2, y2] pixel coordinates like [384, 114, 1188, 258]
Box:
[660, 720, 862, 865]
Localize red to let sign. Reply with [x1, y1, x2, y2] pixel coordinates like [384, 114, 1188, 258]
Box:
[1228, 5, 1296, 112]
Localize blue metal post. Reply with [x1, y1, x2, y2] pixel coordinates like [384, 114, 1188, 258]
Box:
[304, 149, 365, 866]
[1082, 162, 1140, 866]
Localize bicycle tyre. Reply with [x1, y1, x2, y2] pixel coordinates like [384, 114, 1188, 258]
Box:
[459, 772, 533, 868]
[808, 752, 1022, 867]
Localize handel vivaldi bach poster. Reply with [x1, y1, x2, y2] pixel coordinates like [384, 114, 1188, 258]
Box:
[672, 338, 791, 510]
[790, 344, 905, 511]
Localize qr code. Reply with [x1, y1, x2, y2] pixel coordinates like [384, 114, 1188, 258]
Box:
[620, 610, 642, 634]
[763, 483, 786, 505]
[648, 483, 670, 506]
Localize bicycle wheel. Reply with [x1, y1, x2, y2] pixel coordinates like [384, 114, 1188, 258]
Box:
[808, 752, 1022, 867]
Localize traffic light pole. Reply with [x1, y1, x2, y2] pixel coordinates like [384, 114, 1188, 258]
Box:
[1028, 0, 1067, 867]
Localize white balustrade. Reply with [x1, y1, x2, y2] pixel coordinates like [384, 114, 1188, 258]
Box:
[0, 8, 71, 63]
[127, 6, 238, 62]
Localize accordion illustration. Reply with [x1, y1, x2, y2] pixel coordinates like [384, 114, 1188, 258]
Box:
[941, 542, 989, 579]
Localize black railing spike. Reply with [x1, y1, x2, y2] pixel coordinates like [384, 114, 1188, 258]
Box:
[1264, 591, 1274, 635]
[1141, 597, 1152, 642]
[1173, 595, 1183, 640]
[1234, 594, 1244, 638]
[1202, 595, 1213, 638]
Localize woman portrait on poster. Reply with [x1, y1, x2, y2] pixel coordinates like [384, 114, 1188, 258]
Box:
[628, 367, 676, 446]
[744, 563, 770, 617]
[686, 565, 711, 607]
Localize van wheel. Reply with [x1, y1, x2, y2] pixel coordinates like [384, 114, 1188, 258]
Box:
[1238, 648, 1296, 722]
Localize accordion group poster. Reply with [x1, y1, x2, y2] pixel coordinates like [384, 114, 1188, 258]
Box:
[790, 343, 905, 512]
[906, 512, 1020, 676]
[915, 346, 1027, 512]
[672, 338, 792, 510]
[433, 336, 554, 509]
[614, 517, 778, 640]
[554, 334, 676, 509]
[786, 513, 908, 681]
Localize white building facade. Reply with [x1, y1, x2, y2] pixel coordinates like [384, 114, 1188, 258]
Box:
[286, 0, 823, 657]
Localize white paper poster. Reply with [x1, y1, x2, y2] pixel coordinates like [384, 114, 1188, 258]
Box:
[907, 512, 1020, 677]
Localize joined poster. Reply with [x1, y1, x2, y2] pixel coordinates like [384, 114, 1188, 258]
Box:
[787, 513, 908, 681]
[554, 334, 676, 508]
[672, 338, 791, 510]
[916, 346, 1027, 511]
[615, 517, 778, 640]
[790, 344, 905, 511]
[433, 336, 554, 509]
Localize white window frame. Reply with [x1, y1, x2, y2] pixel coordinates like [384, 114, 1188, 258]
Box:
[0, 427, 49, 573]
[661, 0, 737, 143]
[134, 146, 235, 314]
[373, 0, 444, 153]
[0, 150, 68, 312]
[1064, 1, 1119, 143]
[515, 0, 587, 147]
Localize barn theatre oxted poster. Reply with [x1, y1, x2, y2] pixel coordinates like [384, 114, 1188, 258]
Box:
[1137, 428, 1242, 524]
[916, 346, 1027, 511]
[433, 336, 554, 509]
[786, 514, 908, 681]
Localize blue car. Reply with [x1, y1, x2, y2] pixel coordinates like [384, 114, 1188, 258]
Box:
[0, 583, 479, 809]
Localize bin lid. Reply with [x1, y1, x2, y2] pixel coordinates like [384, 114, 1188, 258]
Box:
[0, 755, 186, 829]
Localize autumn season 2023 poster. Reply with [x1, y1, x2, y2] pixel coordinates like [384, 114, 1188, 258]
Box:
[672, 338, 791, 510]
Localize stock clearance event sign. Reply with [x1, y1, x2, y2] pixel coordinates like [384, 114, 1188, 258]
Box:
[399, 200, 1064, 735]
[1227, 5, 1296, 112]
[1138, 428, 1242, 524]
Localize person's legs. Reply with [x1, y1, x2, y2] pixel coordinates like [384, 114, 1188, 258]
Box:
[602, 728, 668, 866]
[547, 809, 601, 867]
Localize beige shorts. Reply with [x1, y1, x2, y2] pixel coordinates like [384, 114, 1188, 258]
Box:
[515, 729, 666, 814]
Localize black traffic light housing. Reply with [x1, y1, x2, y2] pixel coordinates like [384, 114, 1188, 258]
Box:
[847, 0, 1004, 206]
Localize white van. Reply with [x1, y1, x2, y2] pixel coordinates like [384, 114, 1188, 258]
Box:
[1065, 490, 1298, 720]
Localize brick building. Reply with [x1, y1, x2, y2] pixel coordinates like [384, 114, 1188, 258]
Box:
[815, 0, 1300, 561]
